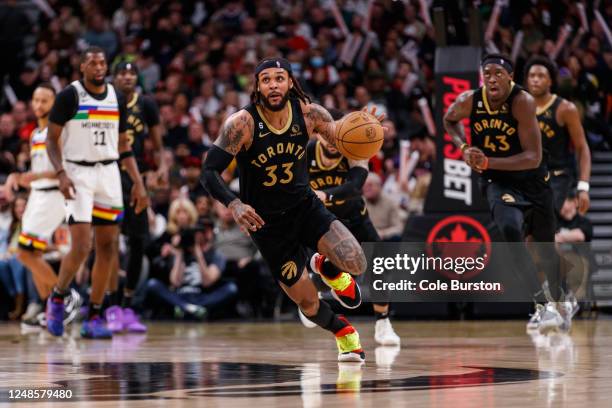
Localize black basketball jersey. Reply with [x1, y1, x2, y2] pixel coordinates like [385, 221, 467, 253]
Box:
[537, 94, 572, 171]
[125, 93, 159, 170]
[470, 83, 545, 181]
[237, 98, 311, 215]
[307, 140, 366, 220]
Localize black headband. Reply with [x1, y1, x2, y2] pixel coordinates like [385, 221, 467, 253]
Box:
[255, 58, 292, 76]
[481, 57, 513, 74]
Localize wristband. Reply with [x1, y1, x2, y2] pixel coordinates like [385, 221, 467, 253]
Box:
[119, 151, 134, 160]
[56, 168, 65, 176]
[460, 143, 469, 152]
[577, 180, 589, 192]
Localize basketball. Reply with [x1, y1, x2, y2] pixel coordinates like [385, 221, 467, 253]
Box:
[336, 111, 384, 160]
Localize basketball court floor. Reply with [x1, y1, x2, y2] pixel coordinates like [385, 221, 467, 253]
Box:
[0, 319, 610, 407]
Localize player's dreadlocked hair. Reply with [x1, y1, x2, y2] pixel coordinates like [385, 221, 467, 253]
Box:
[524, 55, 558, 92]
[250, 71, 311, 106]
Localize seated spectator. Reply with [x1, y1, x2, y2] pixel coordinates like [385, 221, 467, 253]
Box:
[146, 218, 237, 319]
[556, 191, 593, 244]
[213, 201, 275, 317]
[0, 195, 32, 320]
[363, 173, 405, 241]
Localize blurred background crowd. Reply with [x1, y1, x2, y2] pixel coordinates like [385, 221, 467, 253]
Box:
[0, 0, 610, 321]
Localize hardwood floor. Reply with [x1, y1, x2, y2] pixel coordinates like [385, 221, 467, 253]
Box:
[0, 319, 610, 407]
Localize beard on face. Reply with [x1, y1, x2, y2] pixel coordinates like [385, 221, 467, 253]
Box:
[321, 142, 342, 159]
[261, 90, 290, 112]
[90, 76, 106, 86]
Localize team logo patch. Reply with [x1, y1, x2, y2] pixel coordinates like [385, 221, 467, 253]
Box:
[281, 261, 298, 280]
[501, 193, 515, 203]
[365, 126, 375, 140]
[291, 124, 301, 135]
[500, 104, 508, 113]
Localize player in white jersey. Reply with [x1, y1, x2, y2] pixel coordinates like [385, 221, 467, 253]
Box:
[3, 84, 81, 331]
[45, 46, 149, 339]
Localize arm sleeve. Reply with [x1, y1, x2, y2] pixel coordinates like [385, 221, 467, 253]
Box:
[201, 145, 239, 206]
[322, 166, 368, 201]
[116, 91, 128, 132]
[142, 96, 161, 127]
[49, 86, 78, 126]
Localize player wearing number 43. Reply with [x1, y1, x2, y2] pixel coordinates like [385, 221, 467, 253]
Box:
[443, 53, 573, 335]
[44, 46, 149, 339]
[201, 58, 387, 363]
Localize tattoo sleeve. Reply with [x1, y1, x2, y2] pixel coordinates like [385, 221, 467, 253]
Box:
[215, 111, 253, 155]
[443, 91, 472, 148]
[305, 103, 338, 147]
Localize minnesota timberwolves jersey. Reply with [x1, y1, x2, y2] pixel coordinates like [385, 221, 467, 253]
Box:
[61, 80, 120, 162]
[29, 127, 59, 189]
[237, 98, 310, 215]
[537, 95, 572, 171]
[470, 83, 545, 181]
[307, 140, 366, 220]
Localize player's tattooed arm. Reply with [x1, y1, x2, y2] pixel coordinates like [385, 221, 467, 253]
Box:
[443, 90, 485, 169]
[443, 90, 473, 149]
[304, 103, 338, 148]
[203, 110, 264, 232]
[318, 221, 367, 276]
[215, 110, 254, 154]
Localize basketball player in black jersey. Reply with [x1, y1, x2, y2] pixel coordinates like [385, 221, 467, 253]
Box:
[298, 109, 399, 346]
[103, 62, 167, 333]
[525, 56, 591, 320]
[525, 56, 591, 214]
[202, 58, 381, 362]
[443, 54, 571, 334]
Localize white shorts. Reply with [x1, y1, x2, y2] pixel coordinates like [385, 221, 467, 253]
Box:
[65, 161, 124, 224]
[19, 188, 65, 251]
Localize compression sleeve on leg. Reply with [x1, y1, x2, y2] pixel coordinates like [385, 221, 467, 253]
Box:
[201, 145, 238, 207]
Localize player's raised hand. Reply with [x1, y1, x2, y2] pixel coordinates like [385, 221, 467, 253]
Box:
[229, 199, 264, 233]
[57, 171, 76, 199]
[362, 105, 385, 123]
[130, 181, 149, 214]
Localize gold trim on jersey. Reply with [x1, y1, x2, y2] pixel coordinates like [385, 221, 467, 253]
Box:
[127, 93, 139, 109]
[482, 81, 515, 115]
[536, 94, 557, 116]
[256, 103, 293, 135]
[315, 141, 342, 171]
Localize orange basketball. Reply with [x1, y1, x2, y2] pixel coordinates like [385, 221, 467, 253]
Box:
[336, 111, 384, 160]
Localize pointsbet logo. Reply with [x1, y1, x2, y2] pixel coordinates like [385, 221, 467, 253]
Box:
[372, 253, 487, 275]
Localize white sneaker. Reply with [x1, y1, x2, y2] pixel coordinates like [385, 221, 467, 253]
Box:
[375, 345, 401, 368]
[298, 308, 317, 328]
[538, 303, 565, 335]
[22, 302, 43, 322]
[566, 291, 580, 318]
[526, 304, 545, 332]
[374, 317, 400, 346]
[63, 289, 83, 325]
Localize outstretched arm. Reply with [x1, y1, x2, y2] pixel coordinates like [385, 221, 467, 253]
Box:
[201, 110, 264, 232]
[318, 159, 369, 202]
[303, 103, 339, 147]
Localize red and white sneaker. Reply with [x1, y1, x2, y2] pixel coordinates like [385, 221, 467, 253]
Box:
[335, 316, 365, 363]
[310, 253, 362, 309]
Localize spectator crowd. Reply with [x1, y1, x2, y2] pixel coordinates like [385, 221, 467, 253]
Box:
[0, 0, 609, 321]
